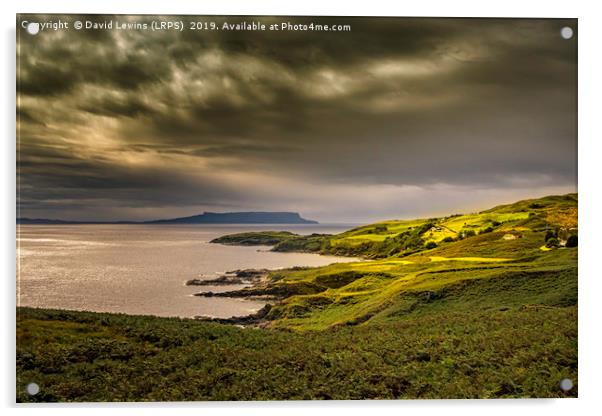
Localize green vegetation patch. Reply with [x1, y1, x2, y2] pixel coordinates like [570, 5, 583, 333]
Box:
[210, 231, 298, 246]
[17, 306, 577, 401]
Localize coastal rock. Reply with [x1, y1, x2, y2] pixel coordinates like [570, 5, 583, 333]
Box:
[194, 304, 273, 325]
[226, 268, 270, 278]
[186, 268, 270, 286]
[186, 275, 244, 286]
[193, 280, 326, 300]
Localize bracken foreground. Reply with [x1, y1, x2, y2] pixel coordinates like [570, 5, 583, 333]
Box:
[16, 193, 578, 401]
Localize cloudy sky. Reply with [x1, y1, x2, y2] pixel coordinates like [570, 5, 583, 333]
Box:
[17, 16, 577, 223]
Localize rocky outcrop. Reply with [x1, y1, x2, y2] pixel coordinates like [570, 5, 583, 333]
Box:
[194, 304, 274, 325]
[186, 269, 270, 286]
[194, 279, 327, 301]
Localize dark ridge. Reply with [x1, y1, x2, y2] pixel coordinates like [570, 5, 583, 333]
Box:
[146, 211, 318, 224]
[17, 211, 318, 225]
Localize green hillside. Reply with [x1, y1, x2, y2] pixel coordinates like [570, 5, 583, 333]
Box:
[211, 193, 577, 259]
[210, 193, 577, 330]
[17, 193, 578, 401]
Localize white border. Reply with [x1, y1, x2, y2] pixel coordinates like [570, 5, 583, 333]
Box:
[5, 0, 585, 17]
[3, 1, 601, 415]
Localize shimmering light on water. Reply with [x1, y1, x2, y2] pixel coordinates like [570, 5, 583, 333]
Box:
[17, 224, 358, 318]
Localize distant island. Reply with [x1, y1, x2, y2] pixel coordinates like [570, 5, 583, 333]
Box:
[146, 212, 318, 224]
[17, 211, 318, 225]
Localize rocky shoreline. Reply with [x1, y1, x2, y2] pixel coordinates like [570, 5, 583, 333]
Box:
[194, 304, 273, 326]
[191, 268, 278, 326]
[186, 268, 270, 286]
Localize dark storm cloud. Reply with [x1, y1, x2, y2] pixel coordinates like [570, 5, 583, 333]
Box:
[17, 108, 45, 126]
[16, 15, 577, 221]
[18, 17, 172, 96]
[78, 94, 155, 118]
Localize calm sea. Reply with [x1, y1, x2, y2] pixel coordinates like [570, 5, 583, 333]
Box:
[16, 224, 359, 318]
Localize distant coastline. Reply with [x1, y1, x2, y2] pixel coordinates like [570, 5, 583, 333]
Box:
[17, 211, 318, 225]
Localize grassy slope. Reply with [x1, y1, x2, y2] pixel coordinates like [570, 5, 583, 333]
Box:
[17, 305, 576, 401]
[211, 193, 577, 259]
[16, 193, 578, 401]
[216, 193, 578, 330]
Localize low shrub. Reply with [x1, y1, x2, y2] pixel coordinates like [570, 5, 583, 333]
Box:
[544, 230, 557, 242]
[565, 235, 578, 248]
